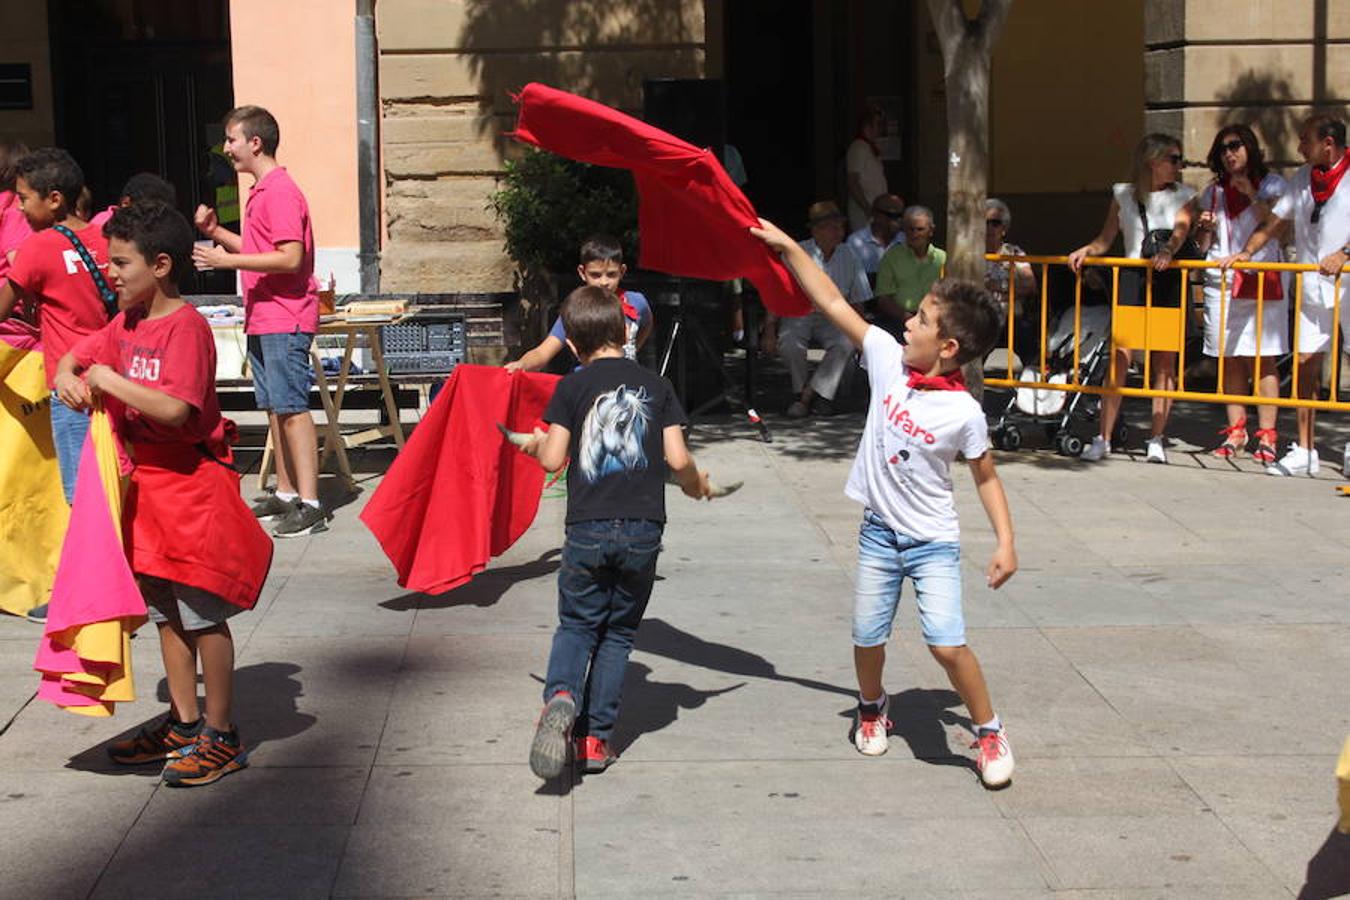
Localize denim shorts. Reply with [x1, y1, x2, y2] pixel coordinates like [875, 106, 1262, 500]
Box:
[49, 393, 91, 505]
[853, 510, 965, 647]
[247, 331, 314, 414]
[140, 576, 242, 632]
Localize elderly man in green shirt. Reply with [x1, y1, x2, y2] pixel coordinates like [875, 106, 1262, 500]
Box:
[874, 205, 946, 335]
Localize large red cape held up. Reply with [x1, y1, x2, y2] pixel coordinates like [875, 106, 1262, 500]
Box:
[510, 82, 812, 318]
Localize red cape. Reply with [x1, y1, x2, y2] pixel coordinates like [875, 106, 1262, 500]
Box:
[360, 366, 560, 595]
[511, 83, 812, 317]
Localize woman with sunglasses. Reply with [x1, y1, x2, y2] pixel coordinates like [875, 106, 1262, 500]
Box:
[984, 198, 1037, 360]
[1193, 125, 1288, 462]
[1068, 134, 1198, 464]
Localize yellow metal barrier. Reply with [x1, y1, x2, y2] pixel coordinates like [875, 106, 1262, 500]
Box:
[983, 254, 1350, 413]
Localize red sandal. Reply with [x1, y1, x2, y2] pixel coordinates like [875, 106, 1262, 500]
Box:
[1252, 428, 1278, 464]
[1213, 418, 1248, 459]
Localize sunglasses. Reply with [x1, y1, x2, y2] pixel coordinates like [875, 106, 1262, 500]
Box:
[1221, 139, 1245, 153]
[986, 218, 1004, 227]
[877, 210, 906, 219]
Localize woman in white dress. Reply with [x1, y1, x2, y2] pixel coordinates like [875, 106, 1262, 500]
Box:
[845, 106, 888, 232]
[1068, 134, 1198, 464]
[1194, 125, 1288, 463]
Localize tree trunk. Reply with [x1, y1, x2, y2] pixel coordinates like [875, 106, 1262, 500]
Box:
[925, 0, 1012, 400]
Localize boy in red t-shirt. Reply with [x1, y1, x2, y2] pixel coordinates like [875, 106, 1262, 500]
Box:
[192, 105, 328, 538]
[0, 147, 111, 624]
[54, 203, 273, 787]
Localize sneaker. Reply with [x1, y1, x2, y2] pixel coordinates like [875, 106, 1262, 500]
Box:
[160, 727, 248, 786]
[852, 696, 892, 756]
[786, 400, 810, 418]
[1145, 436, 1167, 464]
[1267, 443, 1320, 477]
[1080, 435, 1109, 462]
[811, 396, 835, 417]
[971, 727, 1014, 788]
[1342, 441, 1350, 477]
[529, 692, 576, 780]
[575, 736, 618, 774]
[25, 602, 48, 625]
[250, 491, 293, 520]
[107, 715, 202, 765]
[271, 501, 331, 538]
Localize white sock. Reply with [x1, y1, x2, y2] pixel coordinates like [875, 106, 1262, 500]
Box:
[859, 693, 885, 709]
[302, 498, 321, 509]
[275, 490, 298, 503]
[976, 715, 1001, 734]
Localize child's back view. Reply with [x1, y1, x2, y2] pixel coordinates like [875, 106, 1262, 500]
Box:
[522, 285, 710, 778]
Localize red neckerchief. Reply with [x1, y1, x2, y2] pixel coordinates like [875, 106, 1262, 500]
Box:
[617, 290, 638, 322]
[907, 367, 966, 392]
[1310, 149, 1350, 221]
[1219, 174, 1252, 219]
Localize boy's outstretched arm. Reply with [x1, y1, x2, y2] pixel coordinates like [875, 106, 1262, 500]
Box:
[663, 424, 711, 500]
[506, 335, 564, 373]
[967, 452, 1017, 589]
[521, 422, 570, 473]
[749, 219, 869, 349]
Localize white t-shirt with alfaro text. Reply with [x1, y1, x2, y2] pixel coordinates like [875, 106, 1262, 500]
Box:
[845, 326, 989, 542]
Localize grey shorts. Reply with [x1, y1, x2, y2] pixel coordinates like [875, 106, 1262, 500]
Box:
[141, 576, 243, 632]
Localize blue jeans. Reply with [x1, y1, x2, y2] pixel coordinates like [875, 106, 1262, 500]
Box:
[853, 510, 966, 648]
[49, 393, 90, 505]
[544, 518, 663, 741]
[247, 331, 315, 414]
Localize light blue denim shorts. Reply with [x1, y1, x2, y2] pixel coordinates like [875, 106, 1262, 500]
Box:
[853, 510, 965, 647]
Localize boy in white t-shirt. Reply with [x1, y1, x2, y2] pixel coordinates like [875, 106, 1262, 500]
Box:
[751, 218, 1019, 788]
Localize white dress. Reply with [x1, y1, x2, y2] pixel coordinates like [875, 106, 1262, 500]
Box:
[846, 139, 887, 231]
[1199, 174, 1291, 357]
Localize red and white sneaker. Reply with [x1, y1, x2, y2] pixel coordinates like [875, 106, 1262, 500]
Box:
[852, 696, 891, 756]
[575, 736, 618, 774]
[971, 728, 1014, 788]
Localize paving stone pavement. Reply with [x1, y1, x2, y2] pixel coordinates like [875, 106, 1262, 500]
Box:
[0, 403, 1347, 899]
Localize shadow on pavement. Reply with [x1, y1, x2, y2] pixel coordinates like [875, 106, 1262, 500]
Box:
[612, 662, 744, 755]
[835, 687, 975, 772]
[379, 548, 562, 611]
[1298, 826, 1350, 900]
[65, 662, 317, 775]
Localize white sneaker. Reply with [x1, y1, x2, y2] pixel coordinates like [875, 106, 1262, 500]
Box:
[971, 728, 1015, 788]
[1342, 441, 1349, 477]
[853, 696, 892, 756]
[1267, 443, 1320, 477]
[1080, 435, 1109, 462]
[1145, 436, 1167, 464]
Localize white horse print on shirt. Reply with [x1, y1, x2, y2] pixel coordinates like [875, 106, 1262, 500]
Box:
[579, 385, 651, 483]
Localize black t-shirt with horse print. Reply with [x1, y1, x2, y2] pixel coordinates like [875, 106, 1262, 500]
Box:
[543, 357, 687, 525]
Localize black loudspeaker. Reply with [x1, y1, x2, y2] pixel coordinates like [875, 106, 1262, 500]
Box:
[642, 78, 726, 159]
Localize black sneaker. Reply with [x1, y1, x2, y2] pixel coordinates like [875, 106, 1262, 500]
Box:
[271, 501, 331, 538]
[250, 492, 293, 521]
[25, 603, 48, 625]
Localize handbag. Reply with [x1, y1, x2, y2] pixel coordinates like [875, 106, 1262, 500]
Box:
[1215, 186, 1284, 300]
[1137, 200, 1201, 261]
[51, 224, 118, 318]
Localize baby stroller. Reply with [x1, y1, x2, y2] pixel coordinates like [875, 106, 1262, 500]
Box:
[989, 303, 1127, 457]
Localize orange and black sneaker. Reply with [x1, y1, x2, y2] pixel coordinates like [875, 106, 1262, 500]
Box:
[574, 736, 618, 774]
[161, 727, 249, 787]
[107, 715, 202, 765]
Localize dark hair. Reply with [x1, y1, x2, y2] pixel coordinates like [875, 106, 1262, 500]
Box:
[1300, 113, 1347, 149]
[223, 105, 280, 156]
[929, 278, 1002, 365]
[120, 172, 177, 207]
[0, 140, 30, 193]
[102, 201, 194, 287]
[579, 234, 624, 266]
[560, 285, 625, 356]
[1205, 124, 1269, 182]
[14, 147, 84, 211]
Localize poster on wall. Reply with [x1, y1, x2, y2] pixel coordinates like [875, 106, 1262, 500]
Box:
[867, 95, 903, 162]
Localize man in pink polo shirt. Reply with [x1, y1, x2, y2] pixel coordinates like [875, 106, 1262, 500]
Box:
[193, 105, 328, 538]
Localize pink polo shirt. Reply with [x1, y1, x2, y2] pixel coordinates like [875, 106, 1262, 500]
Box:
[241, 166, 319, 335]
[0, 191, 32, 283]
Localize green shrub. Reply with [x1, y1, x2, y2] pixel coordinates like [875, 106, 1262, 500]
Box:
[489, 148, 638, 277]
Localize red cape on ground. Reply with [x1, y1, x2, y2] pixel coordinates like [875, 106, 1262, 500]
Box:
[511, 82, 812, 317]
[360, 365, 561, 595]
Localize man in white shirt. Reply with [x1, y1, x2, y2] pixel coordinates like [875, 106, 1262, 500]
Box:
[1226, 114, 1350, 478]
[847, 193, 907, 278]
[764, 201, 871, 417]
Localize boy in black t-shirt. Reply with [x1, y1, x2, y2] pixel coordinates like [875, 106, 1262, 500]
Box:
[522, 285, 711, 779]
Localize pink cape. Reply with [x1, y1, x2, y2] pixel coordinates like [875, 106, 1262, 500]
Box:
[511, 83, 812, 317]
[360, 365, 560, 595]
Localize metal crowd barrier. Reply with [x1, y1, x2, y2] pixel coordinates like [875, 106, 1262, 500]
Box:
[983, 254, 1349, 412]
